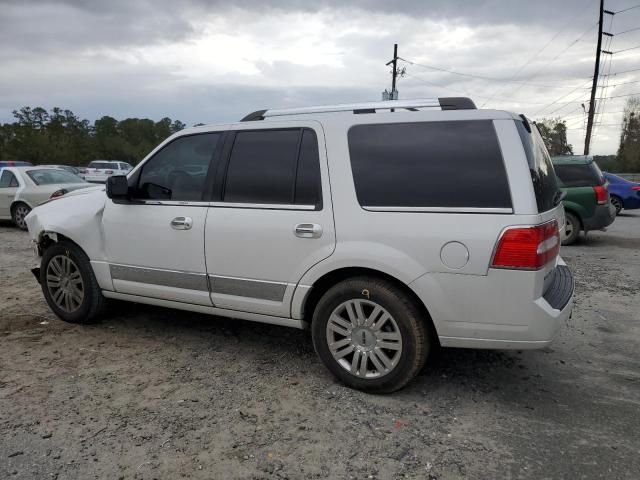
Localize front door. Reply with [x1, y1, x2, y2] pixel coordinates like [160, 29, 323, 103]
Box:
[205, 123, 335, 317]
[103, 132, 224, 305]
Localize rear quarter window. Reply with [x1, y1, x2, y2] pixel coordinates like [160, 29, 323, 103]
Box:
[516, 120, 559, 213]
[554, 164, 604, 187]
[347, 120, 512, 209]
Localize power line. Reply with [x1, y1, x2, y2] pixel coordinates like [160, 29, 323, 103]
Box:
[505, 21, 599, 101]
[613, 45, 640, 53]
[607, 91, 640, 98]
[398, 57, 589, 88]
[479, 1, 598, 108]
[615, 26, 640, 35]
[532, 78, 593, 116]
[614, 4, 640, 13]
[401, 72, 578, 105]
[603, 67, 640, 76]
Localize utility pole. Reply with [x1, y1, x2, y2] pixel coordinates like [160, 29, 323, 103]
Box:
[584, 0, 609, 155]
[383, 44, 400, 100]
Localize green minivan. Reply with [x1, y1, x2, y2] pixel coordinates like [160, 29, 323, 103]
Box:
[551, 155, 616, 245]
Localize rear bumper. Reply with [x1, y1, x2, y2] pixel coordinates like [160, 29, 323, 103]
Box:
[410, 259, 574, 350]
[583, 203, 616, 230]
[84, 175, 108, 183]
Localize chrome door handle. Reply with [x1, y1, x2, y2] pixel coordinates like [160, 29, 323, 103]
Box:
[295, 223, 322, 238]
[171, 216, 193, 230]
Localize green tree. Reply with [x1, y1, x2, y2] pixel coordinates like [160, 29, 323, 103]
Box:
[617, 97, 640, 172]
[536, 118, 574, 156]
[0, 107, 186, 166]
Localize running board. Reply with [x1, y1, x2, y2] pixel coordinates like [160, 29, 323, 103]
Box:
[102, 290, 307, 329]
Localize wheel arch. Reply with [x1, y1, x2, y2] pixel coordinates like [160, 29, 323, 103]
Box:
[10, 199, 34, 213]
[298, 266, 440, 344]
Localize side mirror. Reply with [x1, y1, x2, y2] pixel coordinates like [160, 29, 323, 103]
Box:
[106, 175, 129, 199]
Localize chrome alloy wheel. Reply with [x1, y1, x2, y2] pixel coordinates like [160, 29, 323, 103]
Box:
[46, 255, 84, 313]
[13, 204, 30, 229]
[326, 299, 402, 378]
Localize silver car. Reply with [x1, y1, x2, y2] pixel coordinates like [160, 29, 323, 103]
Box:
[0, 166, 94, 230]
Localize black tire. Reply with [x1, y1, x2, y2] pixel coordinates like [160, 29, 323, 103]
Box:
[610, 195, 623, 216]
[40, 240, 107, 324]
[11, 202, 31, 230]
[311, 276, 431, 393]
[562, 212, 581, 246]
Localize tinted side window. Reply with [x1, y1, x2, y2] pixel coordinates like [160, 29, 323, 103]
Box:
[294, 129, 322, 207]
[554, 164, 604, 187]
[224, 129, 301, 204]
[135, 133, 221, 201]
[0, 170, 18, 188]
[348, 121, 511, 208]
[516, 120, 559, 212]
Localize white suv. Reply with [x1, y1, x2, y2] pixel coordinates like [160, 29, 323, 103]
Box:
[81, 160, 132, 183]
[25, 98, 574, 393]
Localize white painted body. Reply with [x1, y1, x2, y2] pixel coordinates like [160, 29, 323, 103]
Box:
[81, 161, 132, 183]
[0, 166, 92, 220]
[25, 101, 573, 349]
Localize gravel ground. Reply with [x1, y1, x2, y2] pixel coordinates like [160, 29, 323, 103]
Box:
[1, 213, 639, 479]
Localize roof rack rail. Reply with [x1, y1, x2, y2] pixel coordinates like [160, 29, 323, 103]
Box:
[239, 97, 476, 121]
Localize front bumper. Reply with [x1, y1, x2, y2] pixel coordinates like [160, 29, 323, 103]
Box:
[583, 202, 616, 231]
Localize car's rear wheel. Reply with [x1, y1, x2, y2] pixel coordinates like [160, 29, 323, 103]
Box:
[11, 202, 31, 230]
[562, 212, 581, 246]
[312, 276, 430, 393]
[40, 240, 106, 324]
[610, 195, 623, 216]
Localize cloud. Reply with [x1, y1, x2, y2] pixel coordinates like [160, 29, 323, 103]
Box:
[1, 0, 638, 154]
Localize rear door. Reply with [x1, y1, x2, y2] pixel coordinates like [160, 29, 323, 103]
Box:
[204, 122, 335, 317]
[0, 169, 20, 217]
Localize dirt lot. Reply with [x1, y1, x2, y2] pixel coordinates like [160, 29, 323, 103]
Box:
[1, 213, 639, 480]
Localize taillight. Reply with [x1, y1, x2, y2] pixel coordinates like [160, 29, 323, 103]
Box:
[631, 185, 640, 191]
[50, 189, 68, 199]
[593, 185, 608, 205]
[491, 221, 560, 270]
[105, 170, 114, 174]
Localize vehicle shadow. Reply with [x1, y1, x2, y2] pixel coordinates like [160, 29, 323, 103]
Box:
[101, 301, 531, 391]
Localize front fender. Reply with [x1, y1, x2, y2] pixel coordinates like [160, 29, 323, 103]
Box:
[25, 189, 108, 262]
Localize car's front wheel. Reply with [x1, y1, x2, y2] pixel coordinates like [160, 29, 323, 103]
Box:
[312, 276, 431, 393]
[610, 195, 623, 216]
[40, 240, 106, 323]
[11, 202, 31, 230]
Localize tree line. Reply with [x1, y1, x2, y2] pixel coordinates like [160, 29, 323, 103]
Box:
[536, 96, 640, 172]
[2, 99, 639, 171]
[0, 107, 186, 166]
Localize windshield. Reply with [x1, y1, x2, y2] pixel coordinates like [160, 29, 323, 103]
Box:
[26, 169, 85, 185]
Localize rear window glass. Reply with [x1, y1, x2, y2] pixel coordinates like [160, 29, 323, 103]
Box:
[348, 120, 512, 209]
[516, 120, 560, 213]
[554, 163, 605, 187]
[88, 161, 115, 169]
[27, 169, 84, 185]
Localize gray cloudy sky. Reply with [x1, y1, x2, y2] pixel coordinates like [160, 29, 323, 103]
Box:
[2, 0, 639, 154]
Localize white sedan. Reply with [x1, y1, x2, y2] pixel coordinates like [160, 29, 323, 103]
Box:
[0, 166, 95, 230]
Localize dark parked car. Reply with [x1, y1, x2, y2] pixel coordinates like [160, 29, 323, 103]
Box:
[551, 155, 616, 245]
[603, 172, 640, 215]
